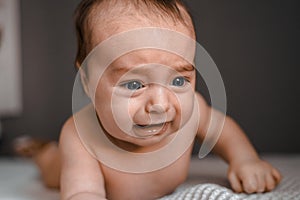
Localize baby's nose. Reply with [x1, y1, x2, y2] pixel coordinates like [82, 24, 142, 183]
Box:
[145, 85, 171, 114]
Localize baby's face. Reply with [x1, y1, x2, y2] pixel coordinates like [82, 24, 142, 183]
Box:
[82, 14, 196, 148]
[92, 48, 196, 147]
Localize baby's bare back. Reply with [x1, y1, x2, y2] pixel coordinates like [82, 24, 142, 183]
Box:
[100, 145, 193, 200]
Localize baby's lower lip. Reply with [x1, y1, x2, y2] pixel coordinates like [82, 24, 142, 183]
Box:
[133, 122, 169, 137]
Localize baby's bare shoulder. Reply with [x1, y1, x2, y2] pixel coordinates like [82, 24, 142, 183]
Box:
[60, 116, 78, 141]
[59, 116, 83, 154]
[61, 116, 76, 135]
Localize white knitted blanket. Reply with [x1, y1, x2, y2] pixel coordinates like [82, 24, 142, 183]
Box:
[160, 155, 300, 200]
[160, 176, 300, 200]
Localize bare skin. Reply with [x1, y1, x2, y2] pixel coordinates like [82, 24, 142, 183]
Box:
[196, 94, 282, 194]
[60, 117, 193, 200]
[23, 87, 280, 199]
[59, 92, 281, 200]
[24, 3, 281, 200]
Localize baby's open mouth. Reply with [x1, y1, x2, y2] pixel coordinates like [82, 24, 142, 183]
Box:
[135, 122, 165, 129]
[133, 122, 169, 137]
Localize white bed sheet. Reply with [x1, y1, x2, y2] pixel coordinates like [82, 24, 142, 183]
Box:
[0, 158, 59, 200]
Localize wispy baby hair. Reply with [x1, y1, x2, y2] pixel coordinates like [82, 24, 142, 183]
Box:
[74, 0, 192, 67]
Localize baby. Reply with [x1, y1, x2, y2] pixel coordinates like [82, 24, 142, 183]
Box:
[18, 0, 282, 200]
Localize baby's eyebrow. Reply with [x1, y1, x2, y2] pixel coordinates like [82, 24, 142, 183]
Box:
[110, 64, 194, 74]
[175, 64, 195, 72]
[110, 65, 131, 74]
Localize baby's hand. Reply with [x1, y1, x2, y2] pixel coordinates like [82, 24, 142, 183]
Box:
[227, 158, 282, 193]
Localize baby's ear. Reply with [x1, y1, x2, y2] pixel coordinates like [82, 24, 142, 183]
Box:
[79, 67, 90, 97]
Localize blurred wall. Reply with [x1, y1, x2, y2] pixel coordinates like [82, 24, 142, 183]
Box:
[1, 0, 80, 154]
[189, 0, 300, 153]
[1, 0, 299, 154]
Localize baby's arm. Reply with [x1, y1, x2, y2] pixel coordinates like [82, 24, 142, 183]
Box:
[195, 93, 281, 193]
[59, 117, 107, 200]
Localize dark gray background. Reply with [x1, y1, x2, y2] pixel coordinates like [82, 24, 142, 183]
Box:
[1, 0, 299, 154]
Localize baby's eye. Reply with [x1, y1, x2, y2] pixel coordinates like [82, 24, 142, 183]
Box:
[121, 80, 144, 90]
[171, 76, 187, 87]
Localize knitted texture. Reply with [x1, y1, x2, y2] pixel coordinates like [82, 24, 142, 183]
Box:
[160, 174, 300, 200]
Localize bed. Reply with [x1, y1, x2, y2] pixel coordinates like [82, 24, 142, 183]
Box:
[0, 154, 299, 200]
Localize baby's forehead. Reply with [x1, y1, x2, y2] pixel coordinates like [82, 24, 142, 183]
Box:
[90, 22, 195, 53]
[88, 1, 195, 49]
[98, 51, 194, 82]
[83, 27, 197, 79]
[109, 49, 193, 69]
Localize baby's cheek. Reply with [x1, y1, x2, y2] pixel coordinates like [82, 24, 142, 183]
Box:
[110, 95, 135, 132]
[176, 91, 195, 125]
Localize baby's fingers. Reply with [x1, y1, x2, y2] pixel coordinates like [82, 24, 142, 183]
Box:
[228, 172, 242, 193]
[265, 173, 276, 191]
[241, 174, 258, 193]
[256, 173, 266, 193]
[272, 168, 282, 184]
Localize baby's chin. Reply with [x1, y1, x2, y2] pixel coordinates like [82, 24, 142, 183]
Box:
[109, 130, 177, 153]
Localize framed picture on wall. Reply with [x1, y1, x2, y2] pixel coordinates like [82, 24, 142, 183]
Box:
[0, 0, 22, 116]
